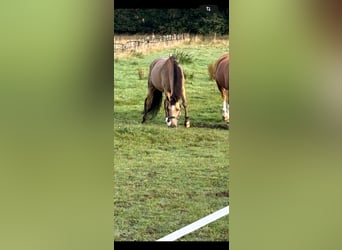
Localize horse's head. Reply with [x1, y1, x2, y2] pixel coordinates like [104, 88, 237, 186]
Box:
[165, 99, 181, 128]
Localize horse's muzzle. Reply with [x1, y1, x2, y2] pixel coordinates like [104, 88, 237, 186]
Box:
[166, 116, 178, 127]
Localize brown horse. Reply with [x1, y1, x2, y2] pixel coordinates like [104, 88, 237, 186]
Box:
[214, 53, 229, 123]
[141, 55, 190, 128]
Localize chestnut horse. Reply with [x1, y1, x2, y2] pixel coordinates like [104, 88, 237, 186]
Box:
[141, 55, 190, 128]
[214, 53, 229, 123]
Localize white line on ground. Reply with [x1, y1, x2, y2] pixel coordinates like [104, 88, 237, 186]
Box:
[156, 205, 229, 241]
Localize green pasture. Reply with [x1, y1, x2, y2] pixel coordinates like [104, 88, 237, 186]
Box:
[114, 40, 229, 241]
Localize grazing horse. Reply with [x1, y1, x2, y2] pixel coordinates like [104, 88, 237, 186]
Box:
[214, 53, 229, 123]
[141, 55, 190, 128]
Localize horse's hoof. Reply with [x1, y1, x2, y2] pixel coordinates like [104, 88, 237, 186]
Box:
[185, 121, 190, 128]
[222, 115, 229, 123]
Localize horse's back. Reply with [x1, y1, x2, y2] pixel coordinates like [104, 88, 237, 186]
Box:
[149, 57, 169, 90]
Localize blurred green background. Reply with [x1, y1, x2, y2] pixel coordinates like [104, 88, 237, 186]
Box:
[230, 0, 342, 249]
[0, 1, 113, 249]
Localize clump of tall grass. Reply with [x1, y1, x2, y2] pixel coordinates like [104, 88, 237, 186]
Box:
[183, 70, 194, 80]
[172, 49, 193, 64]
[130, 50, 144, 58]
[137, 68, 145, 80]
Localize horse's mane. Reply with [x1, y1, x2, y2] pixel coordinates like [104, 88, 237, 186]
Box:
[169, 55, 183, 105]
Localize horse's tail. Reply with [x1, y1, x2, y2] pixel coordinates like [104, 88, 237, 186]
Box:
[148, 88, 163, 119]
[143, 86, 163, 120]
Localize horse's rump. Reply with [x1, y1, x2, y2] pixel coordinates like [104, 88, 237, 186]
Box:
[149, 56, 183, 103]
[214, 53, 229, 123]
[215, 53, 229, 90]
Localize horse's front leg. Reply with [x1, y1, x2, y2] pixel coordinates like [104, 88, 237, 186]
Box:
[164, 98, 170, 125]
[181, 95, 190, 128]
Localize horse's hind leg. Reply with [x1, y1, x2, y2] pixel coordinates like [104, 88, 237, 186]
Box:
[227, 90, 229, 123]
[223, 100, 229, 123]
[141, 97, 149, 123]
[142, 87, 153, 123]
[221, 88, 229, 123]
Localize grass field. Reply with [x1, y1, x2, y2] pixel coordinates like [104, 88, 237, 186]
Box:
[114, 37, 229, 241]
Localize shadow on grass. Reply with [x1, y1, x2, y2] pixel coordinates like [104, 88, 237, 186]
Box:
[114, 109, 230, 130]
[190, 121, 229, 130]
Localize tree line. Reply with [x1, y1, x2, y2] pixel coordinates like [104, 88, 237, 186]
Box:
[114, 8, 229, 35]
